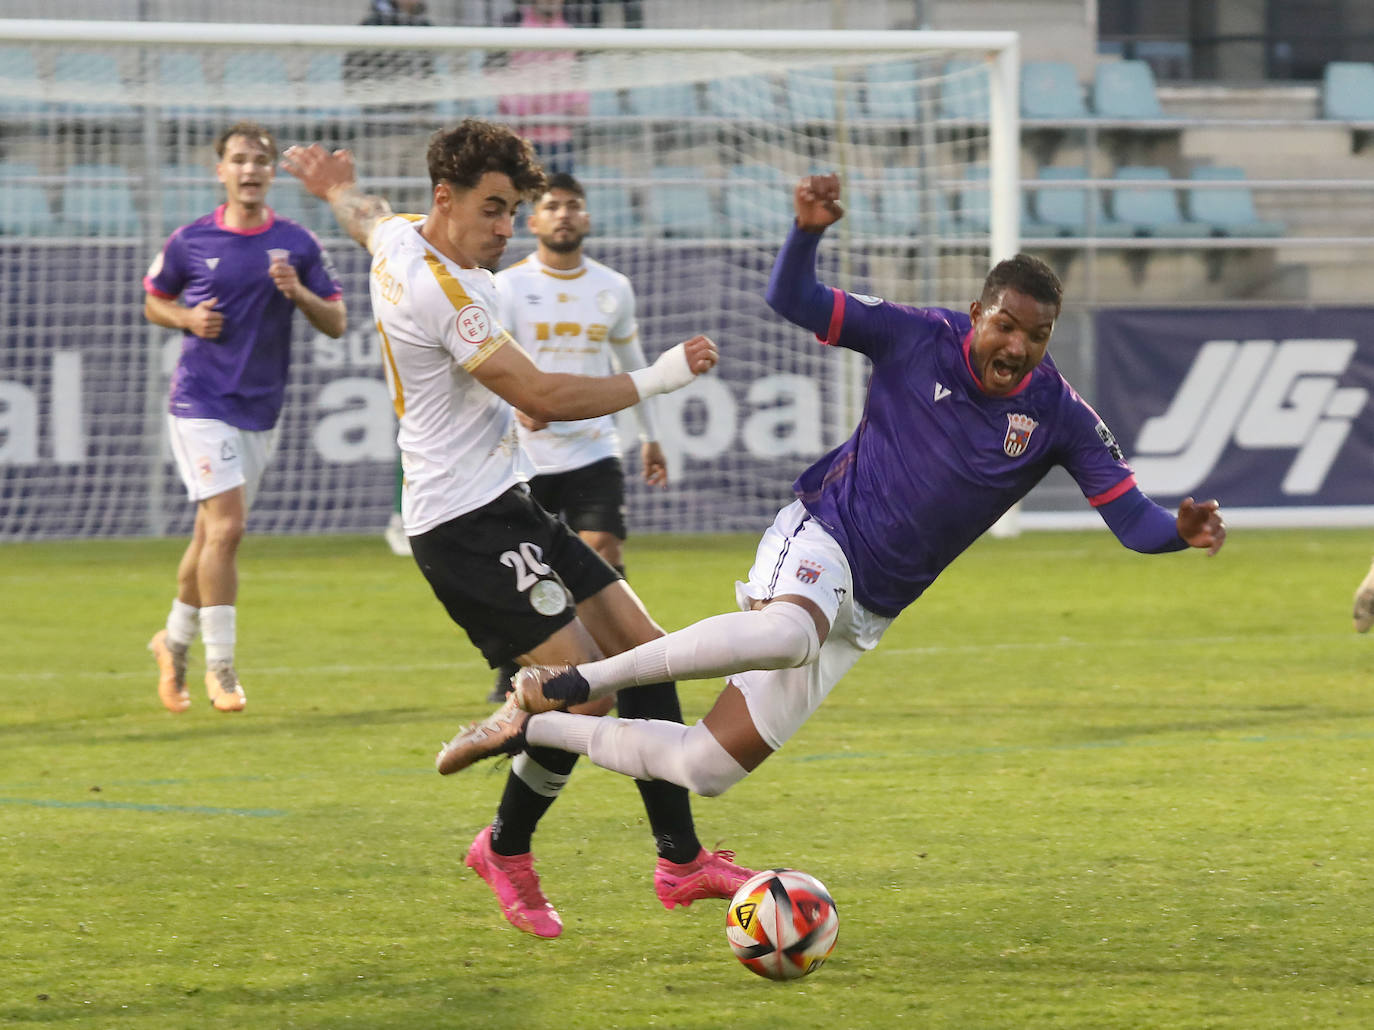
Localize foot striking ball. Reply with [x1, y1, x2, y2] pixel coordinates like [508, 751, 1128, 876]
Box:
[725, 869, 838, 980]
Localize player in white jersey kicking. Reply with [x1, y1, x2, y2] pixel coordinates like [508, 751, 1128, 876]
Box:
[282, 119, 756, 939]
[483, 172, 668, 702]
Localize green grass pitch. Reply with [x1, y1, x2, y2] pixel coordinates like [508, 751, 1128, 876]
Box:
[1, 527, 1372, 1029]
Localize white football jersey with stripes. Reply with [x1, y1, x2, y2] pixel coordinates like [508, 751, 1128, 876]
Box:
[368, 214, 533, 534]
[494, 254, 641, 474]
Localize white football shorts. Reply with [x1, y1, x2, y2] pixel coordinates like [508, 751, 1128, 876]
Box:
[166, 415, 281, 511]
[730, 499, 893, 751]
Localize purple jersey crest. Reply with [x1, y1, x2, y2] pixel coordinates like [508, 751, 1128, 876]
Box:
[1003, 413, 1038, 457]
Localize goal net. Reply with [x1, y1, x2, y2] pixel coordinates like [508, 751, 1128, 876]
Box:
[0, 21, 1018, 540]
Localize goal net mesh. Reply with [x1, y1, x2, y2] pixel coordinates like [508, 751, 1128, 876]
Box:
[0, 27, 1007, 539]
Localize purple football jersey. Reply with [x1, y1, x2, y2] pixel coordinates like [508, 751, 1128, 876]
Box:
[795, 289, 1134, 617]
[144, 205, 342, 430]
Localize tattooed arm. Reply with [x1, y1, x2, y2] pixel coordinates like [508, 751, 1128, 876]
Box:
[281, 144, 393, 252]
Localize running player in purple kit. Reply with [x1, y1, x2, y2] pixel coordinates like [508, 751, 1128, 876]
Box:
[434, 172, 1228, 797]
[145, 122, 347, 714]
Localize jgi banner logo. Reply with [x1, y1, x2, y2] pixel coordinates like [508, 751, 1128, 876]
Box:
[1130, 339, 1368, 496]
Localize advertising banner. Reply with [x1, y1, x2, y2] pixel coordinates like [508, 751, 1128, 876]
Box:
[1095, 308, 1374, 521]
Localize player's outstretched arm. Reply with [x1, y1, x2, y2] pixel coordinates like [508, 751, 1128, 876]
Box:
[764, 174, 846, 337]
[281, 144, 393, 251]
[1176, 496, 1226, 555]
[473, 333, 717, 424]
[794, 173, 845, 232]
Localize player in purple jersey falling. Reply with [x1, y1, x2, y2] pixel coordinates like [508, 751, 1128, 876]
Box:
[144, 122, 347, 714]
[434, 172, 1227, 796]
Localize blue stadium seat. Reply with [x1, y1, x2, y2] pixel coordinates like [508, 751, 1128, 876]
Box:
[0, 161, 59, 236]
[1321, 61, 1374, 120]
[880, 167, 924, 236]
[784, 67, 864, 124]
[583, 184, 639, 236]
[587, 87, 624, 118]
[863, 61, 920, 122]
[54, 51, 137, 120]
[1185, 167, 1284, 237]
[61, 164, 142, 237]
[1109, 166, 1207, 237]
[1092, 60, 1164, 119]
[222, 52, 294, 120]
[841, 179, 883, 235]
[939, 59, 989, 122]
[0, 46, 45, 119]
[157, 164, 220, 230]
[157, 52, 215, 117]
[626, 82, 700, 120]
[1021, 60, 1089, 120]
[723, 166, 791, 239]
[1029, 167, 1131, 237]
[705, 74, 783, 122]
[647, 166, 717, 238]
[304, 52, 362, 121]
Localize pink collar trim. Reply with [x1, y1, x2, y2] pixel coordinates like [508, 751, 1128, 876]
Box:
[214, 204, 276, 236]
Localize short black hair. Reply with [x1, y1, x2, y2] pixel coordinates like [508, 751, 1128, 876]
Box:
[426, 118, 546, 197]
[215, 121, 277, 160]
[980, 253, 1063, 311]
[543, 171, 584, 198]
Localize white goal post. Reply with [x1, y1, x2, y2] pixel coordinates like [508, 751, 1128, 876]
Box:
[0, 19, 1020, 540]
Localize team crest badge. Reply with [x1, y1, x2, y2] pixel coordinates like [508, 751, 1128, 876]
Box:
[596, 289, 617, 315]
[1003, 413, 1038, 457]
[796, 560, 824, 585]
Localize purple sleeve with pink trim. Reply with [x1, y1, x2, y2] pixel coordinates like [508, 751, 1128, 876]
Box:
[1096, 487, 1188, 552]
[764, 224, 834, 337]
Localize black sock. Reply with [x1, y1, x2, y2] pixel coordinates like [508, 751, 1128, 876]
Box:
[617, 680, 701, 864]
[613, 563, 626, 579]
[489, 745, 579, 857]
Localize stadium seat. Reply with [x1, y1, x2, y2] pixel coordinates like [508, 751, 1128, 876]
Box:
[626, 81, 700, 120]
[157, 164, 220, 230]
[304, 52, 362, 121]
[222, 52, 295, 120]
[723, 166, 792, 239]
[880, 167, 924, 236]
[1092, 59, 1164, 119]
[1321, 61, 1374, 120]
[0, 161, 59, 236]
[1185, 167, 1284, 237]
[156, 52, 215, 117]
[647, 166, 717, 238]
[0, 46, 44, 119]
[863, 60, 920, 122]
[1029, 167, 1131, 237]
[54, 51, 136, 121]
[60, 164, 142, 237]
[1021, 60, 1089, 120]
[938, 59, 989, 122]
[1109, 166, 1207, 237]
[583, 184, 639, 236]
[784, 67, 864, 124]
[706, 74, 783, 123]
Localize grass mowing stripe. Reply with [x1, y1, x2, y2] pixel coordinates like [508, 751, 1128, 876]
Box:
[0, 796, 286, 817]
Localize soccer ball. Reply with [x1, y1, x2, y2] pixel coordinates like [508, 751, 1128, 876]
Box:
[724, 868, 839, 980]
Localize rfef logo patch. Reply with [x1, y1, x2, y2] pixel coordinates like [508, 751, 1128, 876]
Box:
[455, 304, 490, 345]
[1003, 413, 1039, 457]
[796, 560, 823, 584]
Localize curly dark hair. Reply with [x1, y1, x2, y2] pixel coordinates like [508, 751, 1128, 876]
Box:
[980, 253, 1063, 312]
[214, 121, 277, 160]
[426, 118, 546, 196]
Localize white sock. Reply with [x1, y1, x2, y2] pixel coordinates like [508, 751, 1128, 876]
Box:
[526, 712, 748, 797]
[200, 605, 236, 666]
[166, 599, 199, 650]
[580, 603, 820, 699]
